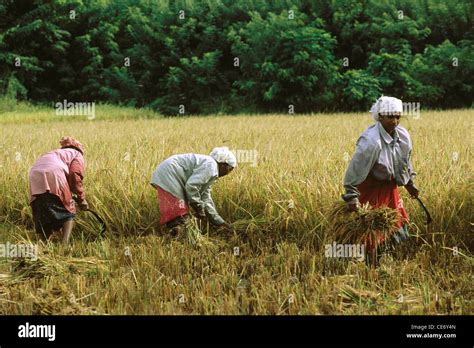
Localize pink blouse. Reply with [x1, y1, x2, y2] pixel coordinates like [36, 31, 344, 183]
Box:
[29, 148, 85, 213]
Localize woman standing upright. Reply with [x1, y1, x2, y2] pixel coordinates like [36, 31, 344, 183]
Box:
[342, 96, 420, 262]
[29, 137, 88, 243]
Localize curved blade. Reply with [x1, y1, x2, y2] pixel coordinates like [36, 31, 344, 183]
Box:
[84, 209, 107, 235]
[416, 197, 432, 225]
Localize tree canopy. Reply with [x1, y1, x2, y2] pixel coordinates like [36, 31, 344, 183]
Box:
[1, 0, 472, 114]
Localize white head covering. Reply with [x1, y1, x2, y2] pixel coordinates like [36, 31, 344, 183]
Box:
[210, 147, 237, 168]
[370, 96, 403, 122]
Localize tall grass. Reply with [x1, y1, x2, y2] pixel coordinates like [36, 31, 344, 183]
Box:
[0, 107, 472, 314]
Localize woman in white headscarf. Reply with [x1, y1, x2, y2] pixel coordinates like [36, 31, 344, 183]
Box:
[342, 96, 419, 262]
[151, 147, 236, 233]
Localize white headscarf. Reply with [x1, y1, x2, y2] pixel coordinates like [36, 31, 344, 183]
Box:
[210, 147, 237, 168]
[370, 96, 403, 122]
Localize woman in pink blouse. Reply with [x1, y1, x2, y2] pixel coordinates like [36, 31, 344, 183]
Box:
[29, 137, 88, 242]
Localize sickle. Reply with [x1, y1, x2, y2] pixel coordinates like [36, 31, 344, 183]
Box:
[416, 197, 432, 225]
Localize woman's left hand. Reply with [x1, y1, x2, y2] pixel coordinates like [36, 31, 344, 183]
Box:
[218, 222, 234, 233]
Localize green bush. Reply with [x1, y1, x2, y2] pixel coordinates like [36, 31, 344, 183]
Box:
[0, 0, 472, 113]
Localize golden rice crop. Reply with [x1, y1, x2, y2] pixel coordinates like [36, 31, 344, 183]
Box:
[0, 105, 472, 314]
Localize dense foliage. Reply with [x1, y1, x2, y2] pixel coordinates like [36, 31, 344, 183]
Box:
[0, 0, 472, 114]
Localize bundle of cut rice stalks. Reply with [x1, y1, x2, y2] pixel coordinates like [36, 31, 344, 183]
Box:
[8, 251, 108, 281]
[182, 218, 216, 249]
[28, 286, 100, 315]
[328, 201, 400, 249]
[231, 216, 268, 234]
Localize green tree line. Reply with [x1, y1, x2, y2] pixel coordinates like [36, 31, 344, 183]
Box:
[0, 0, 473, 114]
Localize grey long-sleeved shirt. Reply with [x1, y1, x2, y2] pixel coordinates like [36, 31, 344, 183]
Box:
[342, 122, 416, 202]
[150, 153, 225, 225]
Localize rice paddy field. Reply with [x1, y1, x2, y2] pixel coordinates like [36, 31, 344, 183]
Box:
[0, 105, 472, 315]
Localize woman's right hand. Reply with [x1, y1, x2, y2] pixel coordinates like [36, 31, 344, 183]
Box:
[190, 204, 206, 219]
[405, 183, 419, 198]
[78, 199, 89, 210]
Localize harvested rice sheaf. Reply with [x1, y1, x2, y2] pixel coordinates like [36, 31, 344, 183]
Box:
[231, 217, 268, 233]
[183, 218, 215, 248]
[328, 201, 400, 248]
[30, 287, 100, 315]
[9, 251, 108, 280]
